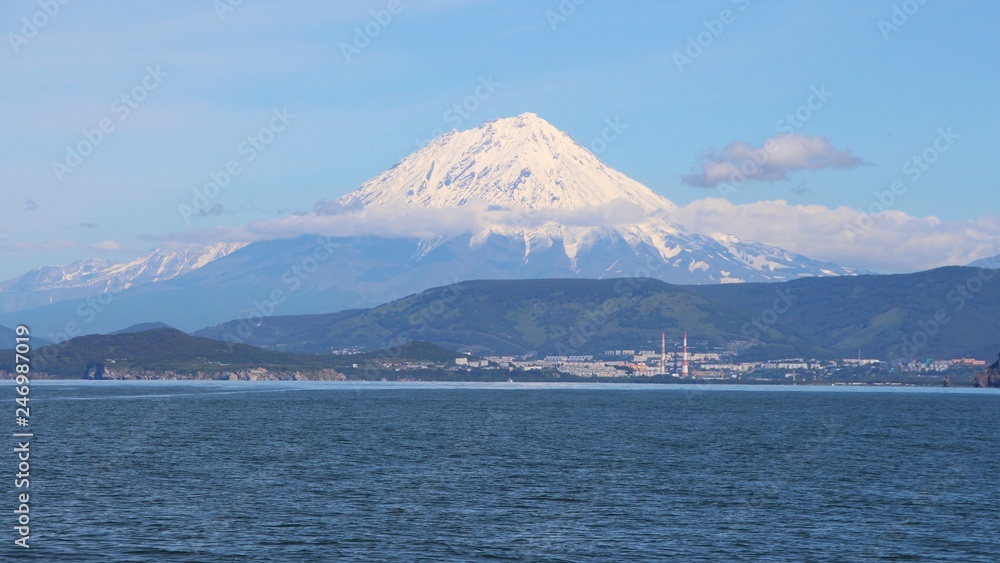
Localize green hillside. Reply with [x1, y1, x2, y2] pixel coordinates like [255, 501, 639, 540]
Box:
[1, 324, 52, 349]
[198, 278, 821, 357]
[6, 266, 998, 378]
[195, 268, 1000, 360]
[0, 328, 463, 378]
[688, 267, 1000, 360]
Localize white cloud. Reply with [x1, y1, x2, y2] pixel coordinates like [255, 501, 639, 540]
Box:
[252, 199, 650, 239]
[669, 198, 1000, 273]
[3, 239, 123, 252]
[144, 198, 1000, 275]
[141, 200, 648, 245]
[683, 134, 864, 188]
[93, 240, 122, 251]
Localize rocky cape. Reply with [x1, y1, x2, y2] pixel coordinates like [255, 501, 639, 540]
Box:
[974, 354, 1000, 388]
[81, 366, 346, 381]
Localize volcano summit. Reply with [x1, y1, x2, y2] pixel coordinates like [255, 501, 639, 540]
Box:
[320, 112, 860, 283]
[2, 113, 862, 334]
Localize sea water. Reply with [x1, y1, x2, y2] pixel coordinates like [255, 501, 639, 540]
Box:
[2, 381, 998, 561]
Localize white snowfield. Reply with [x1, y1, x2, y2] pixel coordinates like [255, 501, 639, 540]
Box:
[0, 243, 247, 293]
[340, 112, 675, 212]
[338, 113, 859, 279]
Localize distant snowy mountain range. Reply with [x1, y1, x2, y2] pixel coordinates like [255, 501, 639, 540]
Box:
[2, 113, 873, 336]
[0, 244, 246, 313]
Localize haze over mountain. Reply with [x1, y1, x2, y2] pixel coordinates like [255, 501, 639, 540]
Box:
[1, 114, 865, 337]
[0, 325, 17, 350]
[0, 243, 246, 313]
[968, 254, 1000, 269]
[0, 324, 51, 349]
[109, 322, 177, 335]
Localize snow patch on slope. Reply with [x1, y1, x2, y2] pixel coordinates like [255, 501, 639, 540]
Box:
[0, 243, 248, 293]
[328, 113, 863, 283]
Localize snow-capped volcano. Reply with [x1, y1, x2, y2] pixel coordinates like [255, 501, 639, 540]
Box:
[340, 112, 673, 212]
[335, 113, 860, 281]
[0, 114, 864, 336]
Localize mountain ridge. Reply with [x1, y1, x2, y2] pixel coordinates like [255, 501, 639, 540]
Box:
[192, 267, 1000, 361]
[0, 114, 871, 334]
[967, 253, 1000, 269]
[0, 243, 247, 313]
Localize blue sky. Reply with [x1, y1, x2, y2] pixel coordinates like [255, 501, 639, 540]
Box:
[1, 0, 998, 278]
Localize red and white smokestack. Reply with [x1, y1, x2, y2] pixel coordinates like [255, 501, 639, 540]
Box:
[661, 331, 666, 375]
[682, 331, 689, 378]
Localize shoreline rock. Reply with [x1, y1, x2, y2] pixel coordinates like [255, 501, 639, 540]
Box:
[973, 353, 1000, 388]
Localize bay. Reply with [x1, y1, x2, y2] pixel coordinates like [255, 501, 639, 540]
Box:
[3, 382, 999, 561]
